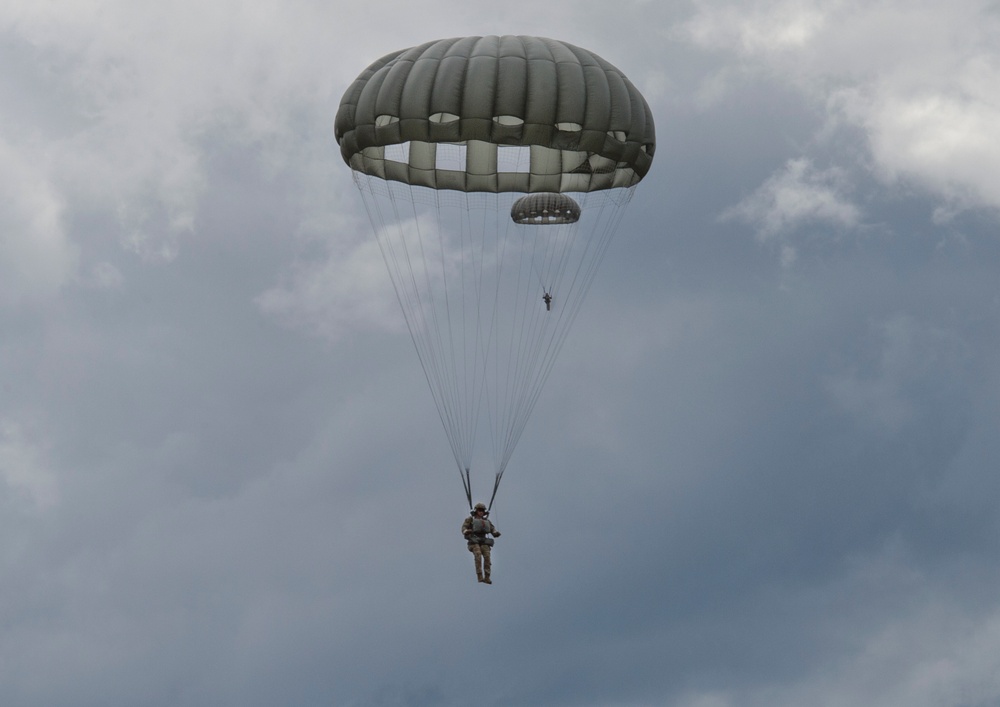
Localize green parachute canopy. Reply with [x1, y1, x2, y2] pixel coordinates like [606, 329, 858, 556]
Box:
[336, 36, 655, 510]
[335, 35, 655, 193]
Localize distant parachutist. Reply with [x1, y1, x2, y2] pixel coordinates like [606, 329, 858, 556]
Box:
[543, 291, 553, 311]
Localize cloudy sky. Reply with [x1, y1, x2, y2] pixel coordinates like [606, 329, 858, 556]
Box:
[3, 1, 1000, 705]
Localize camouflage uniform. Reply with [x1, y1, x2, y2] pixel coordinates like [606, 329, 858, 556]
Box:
[462, 507, 500, 584]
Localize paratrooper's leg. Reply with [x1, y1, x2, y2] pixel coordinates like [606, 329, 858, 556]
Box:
[481, 545, 492, 584]
[469, 543, 484, 582]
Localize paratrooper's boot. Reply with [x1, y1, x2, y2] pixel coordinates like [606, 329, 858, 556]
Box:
[483, 574, 492, 584]
[476, 571, 484, 583]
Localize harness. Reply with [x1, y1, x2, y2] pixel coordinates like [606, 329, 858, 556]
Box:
[467, 516, 494, 546]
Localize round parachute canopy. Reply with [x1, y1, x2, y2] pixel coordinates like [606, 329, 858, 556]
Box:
[335, 35, 655, 193]
[511, 193, 581, 224]
[335, 36, 655, 508]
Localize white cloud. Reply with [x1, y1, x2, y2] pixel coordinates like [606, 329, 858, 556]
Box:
[256, 236, 404, 343]
[0, 137, 77, 306]
[680, 0, 1000, 214]
[0, 418, 58, 510]
[681, 0, 831, 54]
[722, 158, 860, 254]
[833, 84, 1000, 213]
[1, 0, 361, 264]
[87, 261, 125, 290]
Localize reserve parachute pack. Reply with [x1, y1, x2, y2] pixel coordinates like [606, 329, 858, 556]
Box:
[470, 517, 494, 546]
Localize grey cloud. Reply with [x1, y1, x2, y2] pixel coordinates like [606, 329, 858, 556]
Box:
[1, 2, 1000, 706]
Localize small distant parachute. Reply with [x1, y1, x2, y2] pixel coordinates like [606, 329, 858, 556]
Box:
[335, 36, 655, 510]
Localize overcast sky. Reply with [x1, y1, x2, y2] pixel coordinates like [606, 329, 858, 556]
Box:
[2, 1, 1000, 705]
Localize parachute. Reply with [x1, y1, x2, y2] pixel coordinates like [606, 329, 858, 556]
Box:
[335, 36, 655, 510]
